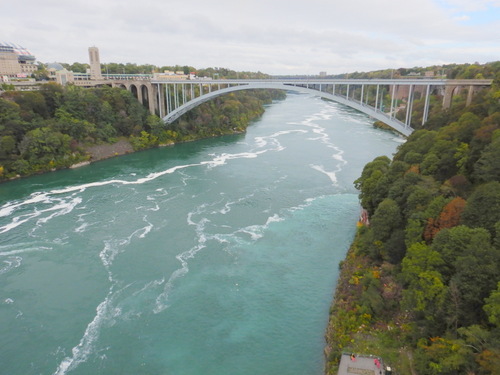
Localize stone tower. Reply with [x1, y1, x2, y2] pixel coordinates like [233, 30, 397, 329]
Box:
[88, 46, 102, 80]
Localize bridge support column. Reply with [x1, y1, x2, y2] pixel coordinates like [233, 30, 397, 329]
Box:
[161, 84, 166, 117]
[154, 84, 164, 117]
[174, 83, 179, 109]
[165, 85, 171, 114]
[405, 85, 415, 127]
[136, 85, 143, 107]
[422, 84, 431, 126]
[443, 85, 457, 109]
[390, 85, 397, 119]
[148, 86, 155, 115]
[466, 85, 477, 107]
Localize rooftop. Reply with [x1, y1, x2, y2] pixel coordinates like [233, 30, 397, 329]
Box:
[337, 353, 388, 375]
[0, 42, 36, 63]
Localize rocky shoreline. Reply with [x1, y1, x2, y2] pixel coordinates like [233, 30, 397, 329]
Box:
[83, 138, 135, 163]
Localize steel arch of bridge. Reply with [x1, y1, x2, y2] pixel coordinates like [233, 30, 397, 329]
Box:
[152, 79, 493, 137]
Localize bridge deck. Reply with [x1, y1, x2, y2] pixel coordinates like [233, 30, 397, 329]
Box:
[152, 78, 493, 86]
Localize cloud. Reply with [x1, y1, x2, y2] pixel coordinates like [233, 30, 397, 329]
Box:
[440, 0, 500, 12]
[453, 15, 471, 21]
[1, 0, 498, 75]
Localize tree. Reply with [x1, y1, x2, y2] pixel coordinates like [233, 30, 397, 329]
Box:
[5, 91, 49, 121]
[0, 135, 16, 159]
[416, 336, 474, 375]
[67, 62, 89, 73]
[432, 226, 499, 325]
[428, 139, 462, 181]
[130, 131, 158, 151]
[484, 282, 500, 327]
[405, 186, 436, 218]
[0, 98, 22, 135]
[61, 85, 102, 123]
[354, 155, 391, 214]
[394, 129, 437, 161]
[404, 150, 424, 164]
[39, 82, 64, 117]
[370, 198, 402, 242]
[440, 112, 482, 144]
[462, 181, 500, 235]
[20, 127, 72, 162]
[473, 136, 500, 183]
[145, 114, 165, 136]
[431, 226, 492, 279]
[401, 242, 446, 320]
[401, 242, 448, 338]
[405, 218, 426, 248]
[440, 175, 471, 197]
[384, 228, 406, 264]
[421, 153, 439, 176]
[423, 197, 466, 242]
[53, 109, 96, 141]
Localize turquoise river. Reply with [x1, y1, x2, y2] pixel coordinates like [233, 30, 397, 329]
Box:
[0, 93, 402, 375]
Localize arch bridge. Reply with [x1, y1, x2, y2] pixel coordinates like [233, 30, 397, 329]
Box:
[77, 77, 492, 137]
[150, 78, 492, 137]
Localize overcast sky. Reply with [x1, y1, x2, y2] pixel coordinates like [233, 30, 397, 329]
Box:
[1, 0, 499, 75]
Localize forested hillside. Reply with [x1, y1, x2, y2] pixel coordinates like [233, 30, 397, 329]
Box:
[325, 64, 500, 374]
[331, 61, 500, 80]
[0, 83, 284, 181]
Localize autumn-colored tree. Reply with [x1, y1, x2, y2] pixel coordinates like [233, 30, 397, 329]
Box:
[440, 175, 471, 197]
[423, 197, 467, 242]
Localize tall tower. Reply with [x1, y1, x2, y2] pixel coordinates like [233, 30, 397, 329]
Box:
[88, 46, 102, 80]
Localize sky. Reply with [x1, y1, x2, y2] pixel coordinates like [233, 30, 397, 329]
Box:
[1, 0, 499, 75]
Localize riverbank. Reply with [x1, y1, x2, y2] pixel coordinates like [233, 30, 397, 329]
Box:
[0, 138, 135, 181]
[324, 229, 415, 374]
[78, 129, 245, 166]
[0, 123, 253, 183]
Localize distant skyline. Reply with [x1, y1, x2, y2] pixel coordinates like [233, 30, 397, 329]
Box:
[1, 0, 499, 75]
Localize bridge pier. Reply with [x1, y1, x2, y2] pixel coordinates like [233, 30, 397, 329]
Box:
[136, 85, 143, 107]
[442, 85, 457, 109]
[423, 85, 431, 126]
[442, 80, 490, 109]
[466, 85, 481, 106]
[155, 83, 166, 118]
